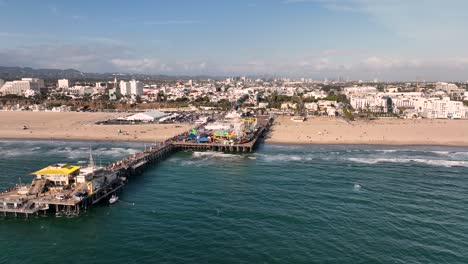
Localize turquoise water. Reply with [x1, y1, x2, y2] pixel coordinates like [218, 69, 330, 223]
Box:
[1, 140, 468, 263]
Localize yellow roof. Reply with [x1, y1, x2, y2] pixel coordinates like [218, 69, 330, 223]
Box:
[32, 164, 80, 175]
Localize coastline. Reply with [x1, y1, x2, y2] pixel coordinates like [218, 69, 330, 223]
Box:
[264, 116, 468, 147]
[263, 139, 468, 147]
[0, 111, 191, 143]
[1, 111, 468, 147]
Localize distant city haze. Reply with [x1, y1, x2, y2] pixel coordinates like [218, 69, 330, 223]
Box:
[1, 0, 468, 81]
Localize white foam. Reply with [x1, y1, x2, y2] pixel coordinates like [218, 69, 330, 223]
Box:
[375, 149, 399, 153]
[192, 151, 242, 159]
[347, 157, 468, 167]
[374, 149, 468, 158]
[45, 146, 141, 159]
[28, 147, 42, 151]
[3, 149, 25, 157]
[257, 153, 306, 162]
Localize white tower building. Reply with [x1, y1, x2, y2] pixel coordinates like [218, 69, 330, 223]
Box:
[130, 80, 143, 96]
[58, 79, 69, 88]
[120, 81, 131, 96]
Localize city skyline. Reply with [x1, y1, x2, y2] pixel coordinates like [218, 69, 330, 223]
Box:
[1, 0, 468, 80]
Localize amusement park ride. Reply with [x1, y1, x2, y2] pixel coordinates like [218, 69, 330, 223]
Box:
[188, 113, 258, 144]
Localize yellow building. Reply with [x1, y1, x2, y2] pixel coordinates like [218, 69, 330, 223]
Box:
[31, 164, 80, 186]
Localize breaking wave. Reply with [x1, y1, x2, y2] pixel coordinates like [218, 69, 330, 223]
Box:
[347, 158, 468, 167]
[192, 151, 243, 159]
[256, 153, 312, 162]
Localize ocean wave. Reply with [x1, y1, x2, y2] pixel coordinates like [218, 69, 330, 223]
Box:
[46, 146, 141, 159]
[347, 157, 468, 167]
[28, 147, 42, 151]
[374, 149, 468, 158]
[257, 153, 311, 162]
[375, 149, 399, 153]
[192, 151, 242, 159]
[3, 150, 26, 157]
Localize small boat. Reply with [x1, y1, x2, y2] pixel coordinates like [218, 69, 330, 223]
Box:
[109, 194, 119, 204]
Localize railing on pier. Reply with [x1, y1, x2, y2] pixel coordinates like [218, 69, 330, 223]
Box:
[0, 115, 273, 219]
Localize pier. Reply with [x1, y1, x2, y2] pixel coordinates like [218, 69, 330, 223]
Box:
[0, 115, 273, 219]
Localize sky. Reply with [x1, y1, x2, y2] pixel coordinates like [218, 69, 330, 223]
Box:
[0, 0, 468, 80]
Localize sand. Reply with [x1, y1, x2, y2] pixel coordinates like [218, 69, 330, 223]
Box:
[266, 116, 468, 146]
[0, 111, 192, 142]
[1, 112, 468, 146]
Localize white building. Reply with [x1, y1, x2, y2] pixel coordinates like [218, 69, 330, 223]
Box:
[343, 86, 377, 97]
[436, 82, 458, 93]
[0, 78, 44, 96]
[130, 80, 143, 96]
[58, 79, 69, 88]
[0, 79, 4, 89]
[21, 78, 44, 91]
[64, 86, 94, 96]
[415, 97, 465, 119]
[120, 81, 131, 96]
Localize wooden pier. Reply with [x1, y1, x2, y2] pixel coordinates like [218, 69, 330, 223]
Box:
[0, 115, 273, 219]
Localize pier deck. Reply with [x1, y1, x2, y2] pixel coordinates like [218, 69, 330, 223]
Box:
[0, 115, 273, 218]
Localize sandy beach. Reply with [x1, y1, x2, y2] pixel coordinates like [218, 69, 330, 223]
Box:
[266, 116, 468, 146]
[1, 111, 468, 146]
[0, 111, 192, 142]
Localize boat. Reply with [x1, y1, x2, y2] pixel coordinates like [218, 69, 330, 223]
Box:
[109, 194, 119, 204]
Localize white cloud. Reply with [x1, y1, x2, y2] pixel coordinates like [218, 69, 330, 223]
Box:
[111, 58, 171, 72]
[141, 20, 202, 25]
[49, 6, 58, 15]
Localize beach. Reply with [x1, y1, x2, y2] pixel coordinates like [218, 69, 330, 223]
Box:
[266, 116, 468, 146]
[1, 111, 468, 146]
[0, 111, 191, 142]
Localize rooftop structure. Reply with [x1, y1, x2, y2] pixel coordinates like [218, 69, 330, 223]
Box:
[124, 110, 169, 122]
[31, 164, 81, 186]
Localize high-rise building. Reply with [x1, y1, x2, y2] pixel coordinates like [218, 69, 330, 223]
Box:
[21, 78, 44, 91]
[130, 80, 143, 96]
[120, 80, 131, 96]
[0, 79, 4, 89]
[58, 79, 69, 88]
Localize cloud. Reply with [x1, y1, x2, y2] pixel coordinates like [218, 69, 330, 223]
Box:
[49, 5, 58, 15]
[0, 41, 131, 72]
[111, 58, 171, 72]
[71, 15, 86, 20]
[141, 20, 202, 25]
[0, 32, 24, 37]
[283, 0, 362, 12]
[2, 39, 468, 80]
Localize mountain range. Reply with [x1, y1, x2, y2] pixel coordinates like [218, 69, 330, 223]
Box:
[0, 66, 229, 81]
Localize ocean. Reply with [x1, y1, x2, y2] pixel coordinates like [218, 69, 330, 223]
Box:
[1, 140, 468, 263]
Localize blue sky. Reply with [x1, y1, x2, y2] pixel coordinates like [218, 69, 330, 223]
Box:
[0, 0, 468, 80]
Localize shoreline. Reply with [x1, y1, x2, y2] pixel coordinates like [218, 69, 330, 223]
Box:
[263, 139, 468, 147]
[1, 136, 468, 148]
[1, 111, 468, 147]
